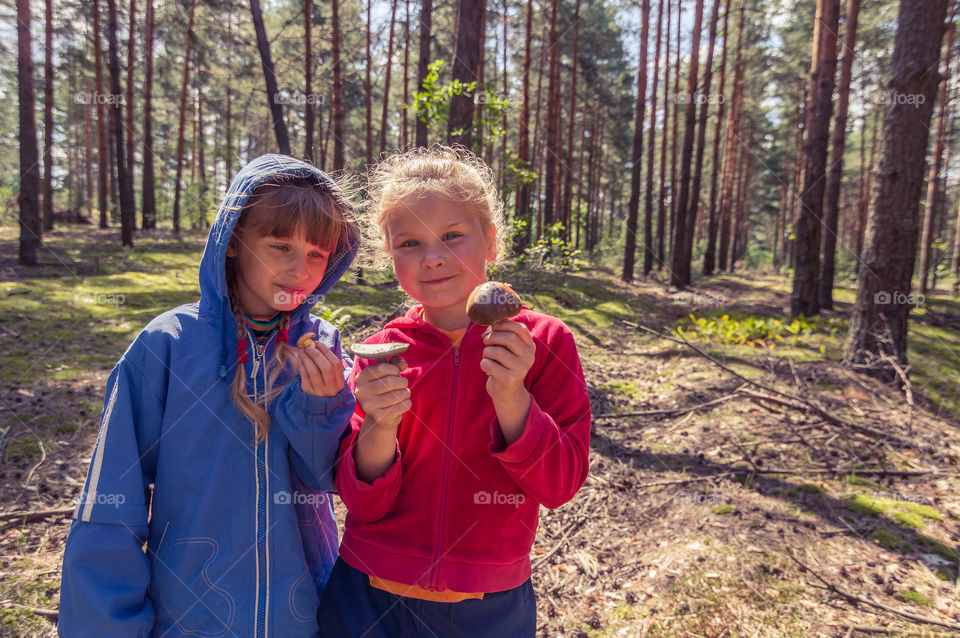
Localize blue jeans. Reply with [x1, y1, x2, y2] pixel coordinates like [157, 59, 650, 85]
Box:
[317, 558, 537, 638]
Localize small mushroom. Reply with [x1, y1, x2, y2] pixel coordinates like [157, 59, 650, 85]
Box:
[296, 332, 317, 349]
[466, 281, 523, 326]
[349, 342, 410, 362]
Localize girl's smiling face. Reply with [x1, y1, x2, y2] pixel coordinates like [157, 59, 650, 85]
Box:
[227, 229, 331, 317]
[386, 197, 497, 331]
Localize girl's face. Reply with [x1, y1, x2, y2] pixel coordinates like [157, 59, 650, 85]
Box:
[386, 196, 497, 331]
[227, 229, 331, 317]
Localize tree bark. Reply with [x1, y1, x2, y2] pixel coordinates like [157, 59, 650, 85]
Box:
[657, 0, 673, 270]
[717, 0, 745, 272]
[790, 0, 840, 316]
[94, 0, 109, 228]
[17, 0, 41, 264]
[414, 0, 432, 147]
[106, 0, 135, 247]
[402, 0, 410, 149]
[514, 0, 534, 251]
[125, 0, 135, 207]
[668, 0, 706, 288]
[919, 23, 955, 294]
[843, 0, 949, 376]
[304, 0, 315, 162]
[332, 0, 345, 170]
[42, 0, 53, 231]
[702, 0, 730, 275]
[644, 0, 666, 275]
[141, 0, 156, 229]
[379, 0, 399, 153]
[250, 0, 291, 155]
[622, 0, 650, 282]
[172, 0, 196, 233]
[448, 0, 486, 147]
[540, 0, 560, 226]
[819, 0, 861, 309]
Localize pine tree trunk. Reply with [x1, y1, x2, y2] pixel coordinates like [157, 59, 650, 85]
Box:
[532, 25, 547, 240]
[41, 0, 53, 231]
[843, 0, 949, 376]
[669, 0, 705, 288]
[379, 0, 399, 153]
[702, 0, 730, 275]
[17, 0, 41, 264]
[402, 0, 410, 149]
[919, 23, 955, 294]
[657, 0, 673, 270]
[622, 0, 650, 282]
[304, 0, 314, 162]
[819, 0, 861, 309]
[332, 0, 345, 170]
[125, 0, 135, 209]
[716, 0, 745, 272]
[790, 0, 840, 316]
[644, 0, 665, 275]
[250, 0, 291, 155]
[540, 0, 560, 227]
[84, 78, 93, 215]
[141, 0, 156, 229]
[668, 0, 681, 250]
[94, 0, 109, 228]
[514, 0, 534, 251]
[561, 0, 581, 237]
[365, 0, 374, 162]
[172, 0, 196, 233]
[414, 0, 432, 147]
[106, 0, 135, 247]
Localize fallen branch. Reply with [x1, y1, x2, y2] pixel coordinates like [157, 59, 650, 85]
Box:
[787, 548, 960, 632]
[634, 472, 732, 489]
[0, 601, 58, 620]
[593, 387, 745, 419]
[628, 323, 938, 456]
[0, 507, 74, 525]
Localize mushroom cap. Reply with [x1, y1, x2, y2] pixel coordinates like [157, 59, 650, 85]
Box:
[466, 281, 523, 325]
[349, 341, 410, 361]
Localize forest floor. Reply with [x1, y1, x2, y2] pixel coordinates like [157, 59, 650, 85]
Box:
[1, 224, 959, 637]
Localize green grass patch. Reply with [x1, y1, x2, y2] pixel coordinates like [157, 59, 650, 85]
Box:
[898, 590, 932, 606]
[870, 528, 901, 550]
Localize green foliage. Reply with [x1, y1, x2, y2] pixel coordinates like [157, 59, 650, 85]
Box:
[409, 60, 509, 145]
[314, 305, 351, 332]
[515, 222, 583, 273]
[674, 312, 844, 349]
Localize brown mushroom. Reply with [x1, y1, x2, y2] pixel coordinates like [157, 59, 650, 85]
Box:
[349, 342, 410, 362]
[296, 332, 318, 349]
[466, 281, 523, 325]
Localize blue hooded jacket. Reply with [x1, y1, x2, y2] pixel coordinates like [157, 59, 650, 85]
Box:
[58, 155, 359, 638]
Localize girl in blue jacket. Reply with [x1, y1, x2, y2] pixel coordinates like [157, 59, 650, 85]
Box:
[58, 154, 360, 638]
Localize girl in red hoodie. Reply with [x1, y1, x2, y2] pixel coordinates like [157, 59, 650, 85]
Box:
[318, 145, 591, 637]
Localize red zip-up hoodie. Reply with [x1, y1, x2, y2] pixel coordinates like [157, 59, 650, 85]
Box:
[335, 306, 591, 594]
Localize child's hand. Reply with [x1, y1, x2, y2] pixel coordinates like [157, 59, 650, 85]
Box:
[481, 320, 536, 404]
[292, 342, 347, 398]
[355, 358, 411, 430]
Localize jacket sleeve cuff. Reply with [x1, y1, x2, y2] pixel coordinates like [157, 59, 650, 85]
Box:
[488, 398, 549, 465]
[286, 381, 356, 418]
[335, 432, 403, 522]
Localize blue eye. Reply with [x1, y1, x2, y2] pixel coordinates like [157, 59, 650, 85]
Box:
[400, 239, 419, 248]
[442, 232, 462, 241]
[273, 244, 290, 252]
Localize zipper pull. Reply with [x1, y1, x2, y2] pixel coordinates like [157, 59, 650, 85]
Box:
[250, 343, 265, 379]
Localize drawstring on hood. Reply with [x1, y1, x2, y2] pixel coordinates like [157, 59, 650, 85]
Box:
[197, 154, 360, 379]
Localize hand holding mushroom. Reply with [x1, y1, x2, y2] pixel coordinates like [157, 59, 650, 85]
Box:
[468, 282, 535, 442]
[291, 332, 347, 398]
[351, 342, 412, 431]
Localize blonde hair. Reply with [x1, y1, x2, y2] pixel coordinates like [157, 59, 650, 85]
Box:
[226, 175, 357, 442]
[363, 145, 507, 269]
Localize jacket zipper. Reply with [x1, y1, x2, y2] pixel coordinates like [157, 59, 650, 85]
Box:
[247, 331, 275, 638]
[429, 345, 459, 590]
